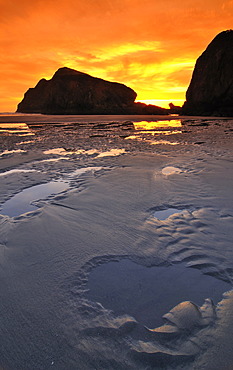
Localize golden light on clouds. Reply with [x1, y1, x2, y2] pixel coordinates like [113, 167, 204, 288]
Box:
[0, 0, 233, 112]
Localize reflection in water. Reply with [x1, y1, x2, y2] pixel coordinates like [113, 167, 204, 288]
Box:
[68, 167, 103, 177]
[0, 166, 105, 217]
[153, 208, 185, 220]
[40, 157, 69, 163]
[86, 259, 230, 328]
[137, 130, 182, 135]
[125, 131, 182, 141]
[124, 135, 141, 140]
[150, 140, 179, 145]
[43, 148, 71, 155]
[162, 166, 182, 175]
[97, 149, 125, 158]
[0, 149, 27, 156]
[43, 148, 99, 156]
[1, 180, 69, 217]
[134, 120, 182, 130]
[85, 149, 99, 155]
[0, 169, 38, 177]
[43, 148, 124, 158]
[0, 123, 34, 136]
[16, 140, 35, 146]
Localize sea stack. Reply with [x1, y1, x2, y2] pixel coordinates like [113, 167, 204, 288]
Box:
[17, 67, 167, 115]
[182, 30, 233, 116]
[17, 67, 137, 114]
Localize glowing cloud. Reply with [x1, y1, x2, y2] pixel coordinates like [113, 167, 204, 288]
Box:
[0, 0, 233, 111]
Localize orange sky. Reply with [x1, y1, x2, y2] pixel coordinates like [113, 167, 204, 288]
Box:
[0, 0, 233, 112]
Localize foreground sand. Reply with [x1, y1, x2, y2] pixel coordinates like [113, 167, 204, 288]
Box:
[0, 115, 233, 369]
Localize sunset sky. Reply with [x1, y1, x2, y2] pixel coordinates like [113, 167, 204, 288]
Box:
[0, 0, 232, 112]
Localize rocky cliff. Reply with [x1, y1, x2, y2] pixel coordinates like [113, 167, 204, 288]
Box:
[182, 30, 233, 116]
[17, 67, 167, 115]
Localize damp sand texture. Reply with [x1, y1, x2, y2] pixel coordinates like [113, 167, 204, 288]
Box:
[0, 116, 233, 369]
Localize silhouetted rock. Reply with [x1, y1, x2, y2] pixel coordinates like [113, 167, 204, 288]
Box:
[17, 67, 167, 115]
[182, 30, 233, 116]
[126, 102, 167, 115]
[169, 103, 182, 114]
[17, 67, 136, 114]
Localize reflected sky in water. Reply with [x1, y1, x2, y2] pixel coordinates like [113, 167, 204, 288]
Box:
[136, 130, 182, 135]
[86, 259, 231, 328]
[126, 120, 182, 141]
[0, 149, 27, 156]
[134, 120, 182, 130]
[153, 208, 185, 220]
[0, 123, 34, 136]
[16, 140, 35, 146]
[0, 180, 69, 217]
[96, 148, 125, 158]
[125, 131, 182, 141]
[0, 169, 37, 177]
[151, 140, 179, 145]
[162, 166, 182, 175]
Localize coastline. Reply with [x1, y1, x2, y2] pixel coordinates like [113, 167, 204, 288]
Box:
[0, 115, 233, 369]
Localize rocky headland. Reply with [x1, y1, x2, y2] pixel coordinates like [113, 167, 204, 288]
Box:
[182, 30, 233, 116]
[17, 67, 167, 115]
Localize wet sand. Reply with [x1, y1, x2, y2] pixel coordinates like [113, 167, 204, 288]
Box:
[0, 114, 233, 369]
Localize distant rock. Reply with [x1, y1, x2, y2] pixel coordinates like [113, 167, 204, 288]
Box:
[126, 102, 167, 115]
[182, 30, 233, 116]
[169, 103, 182, 114]
[17, 67, 167, 115]
[17, 67, 136, 114]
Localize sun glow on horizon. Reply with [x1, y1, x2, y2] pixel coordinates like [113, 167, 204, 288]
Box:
[0, 0, 232, 112]
[136, 99, 185, 109]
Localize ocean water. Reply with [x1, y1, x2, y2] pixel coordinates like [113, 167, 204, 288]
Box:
[0, 114, 233, 369]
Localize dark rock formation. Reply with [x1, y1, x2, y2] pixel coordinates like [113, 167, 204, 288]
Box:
[17, 67, 167, 115]
[123, 102, 167, 115]
[169, 103, 182, 114]
[182, 30, 233, 116]
[17, 67, 136, 114]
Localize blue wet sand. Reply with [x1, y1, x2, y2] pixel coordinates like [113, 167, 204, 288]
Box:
[86, 259, 231, 327]
[1, 181, 68, 217]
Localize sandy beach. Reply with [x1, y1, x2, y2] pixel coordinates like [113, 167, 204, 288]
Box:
[0, 114, 233, 369]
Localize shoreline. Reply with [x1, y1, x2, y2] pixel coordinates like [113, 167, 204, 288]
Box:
[0, 115, 233, 369]
[0, 113, 233, 123]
